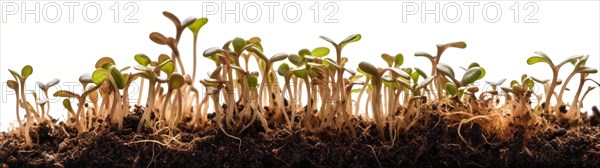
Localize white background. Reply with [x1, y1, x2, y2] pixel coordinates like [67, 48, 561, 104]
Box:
[1, 1, 599, 131]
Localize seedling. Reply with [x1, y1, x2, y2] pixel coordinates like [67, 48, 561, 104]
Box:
[8, 65, 34, 146]
[359, 61, 410, 140]
[36, 79, 59, 122]
[415, 41, 467, 99]
[186, 17, 209, 82]
[527, 51, 582, 113]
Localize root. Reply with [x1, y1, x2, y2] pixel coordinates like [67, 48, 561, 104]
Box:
[457, 114, 497, 151]
[125, 140, 170, 147]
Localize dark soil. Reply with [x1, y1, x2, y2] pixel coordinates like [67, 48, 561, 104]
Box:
[2, 107, 600, 168]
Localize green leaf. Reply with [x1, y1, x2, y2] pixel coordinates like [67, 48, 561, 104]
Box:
[288, 54, 305, 66]
[7, 80, 18, 90]
[381, 53, 394, 67]
[468, 62, 480, 69]
[523, 78, 534, 90]
[414, 68, 428, 79]
[478, 67, 486, 80]
[96, 57, 116, 69]
[414, 51, 434, 61]
[436, 63, 455, 79]
[394, 54, 404, 67]
[92, 69, 108, 85]
[149, 32, 168, 45]
[134, 54, 151, 66]
[110, 68, 126, 89]
[325, 58, 341, 70]
[461, 67, 483, 85]
[293, 68, 308, 79]
[269, 53, 289, 63]
[358, 62, 379, 76]
[411, 72, 420, 84]
[351, 89, 362, 93]
[251, 47, 268, 62]
[445, 82, 457, 96]
[298, 49, 311, 58]
[311, 47, 330, 57]
[277, 63, 290, 76]
[247, 75, 258, 88]
[187, 18, 208, 35]
[385, 67, 411, 79]
[21, 65, 33, 78]
[416, 76, 435, 91]
[232, 37, 247, 54]
[54, 90, 79, 98]
[339, 34, 361, 47]
[161, 61, 175, 76]
[63, 99, 74, 112]
[168, 73, 185, 90]
[526, 56, 552, 66]
[349, 75, 363, 82]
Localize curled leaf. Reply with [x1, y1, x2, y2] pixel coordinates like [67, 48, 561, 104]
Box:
[95, 57, 116, 69]
[381, 54, 394, 67]
[188, 18, 209, 35]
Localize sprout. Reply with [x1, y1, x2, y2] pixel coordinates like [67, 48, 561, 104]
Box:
[527, 52, 582, 113]
[359, 61, 410, 140]
[36, 79, 59, 122]
[436, 63, 485, 98]
[135, 55, 175, 132]
[186, 17, 209, 82]
[415, 41, 467, 99]
[8, 65, 35, 146]
[320, 34, 361, 135]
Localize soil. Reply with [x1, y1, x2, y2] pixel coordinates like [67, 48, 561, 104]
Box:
[2, 106, 600, 168]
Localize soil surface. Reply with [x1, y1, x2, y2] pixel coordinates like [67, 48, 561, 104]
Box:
[2, 107, 600, 168]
